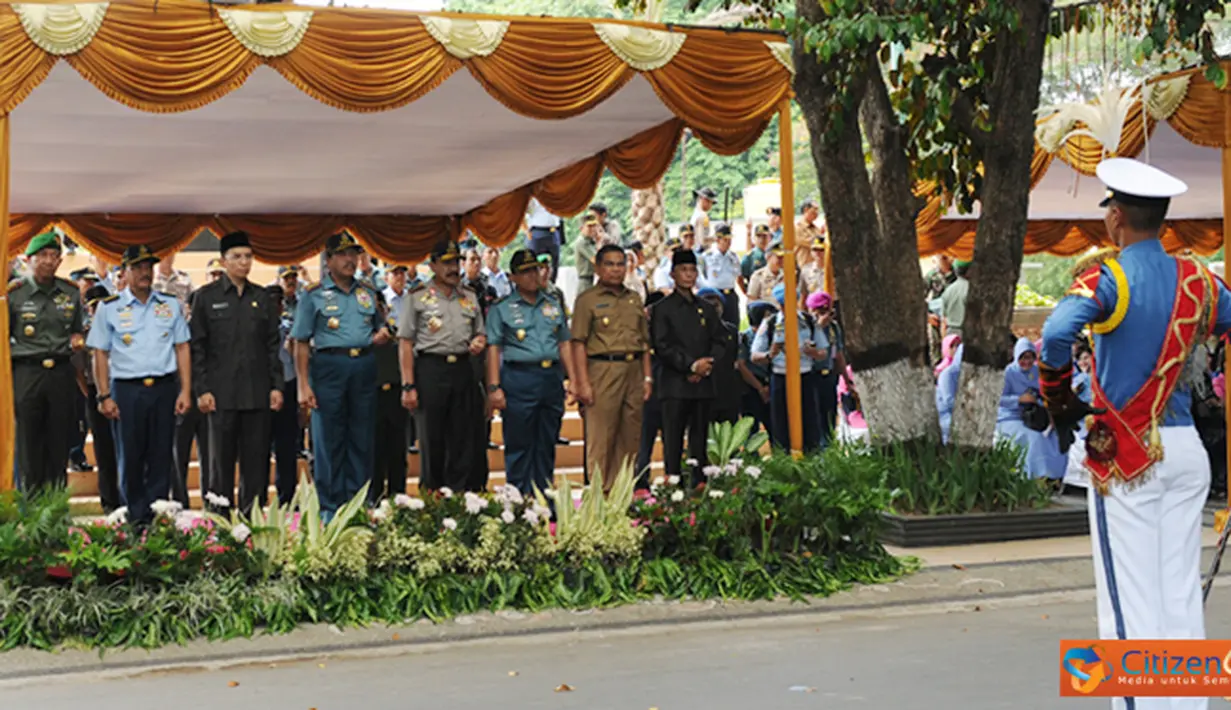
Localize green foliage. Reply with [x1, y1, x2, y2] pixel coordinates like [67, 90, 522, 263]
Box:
[706, 416, 769, 467]
[534, 461, 645, 565]
[878, 439, 1055, 516]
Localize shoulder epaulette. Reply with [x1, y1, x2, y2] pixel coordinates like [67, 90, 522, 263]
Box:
[357, 278, 378, 292]
[7, 278, 23, 293]
[156, 289, 175, 298]
[1071, 247, 1120, 279]
[101, 294, 120, 304]
[408, 282, 427, 293]
[304, 281, 322, 292]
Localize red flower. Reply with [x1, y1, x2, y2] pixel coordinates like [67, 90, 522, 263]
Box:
[206, 545, 229, 555]
[46, 565, 72, 579]
[179, 550, 190, 561]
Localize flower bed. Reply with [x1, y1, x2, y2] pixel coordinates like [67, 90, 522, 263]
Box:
[0, 420, 914, 651]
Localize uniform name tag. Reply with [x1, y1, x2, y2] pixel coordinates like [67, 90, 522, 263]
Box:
[212, 302, 229, 309]
[595, 303, 610, 309]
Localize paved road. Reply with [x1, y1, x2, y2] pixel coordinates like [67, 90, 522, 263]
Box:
[7, 597, 1231, 709]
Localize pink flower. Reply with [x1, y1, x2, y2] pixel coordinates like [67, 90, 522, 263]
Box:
[46, 565, 72, 579]
[549, 522, 557, 537]
[179, 549, 190, 561]
[687, 513, 696, 527]
[67, 526, 91, 545]
[206, 545, 229, 555]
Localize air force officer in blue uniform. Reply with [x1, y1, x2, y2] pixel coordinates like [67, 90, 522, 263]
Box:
[88, 245, 192, 527]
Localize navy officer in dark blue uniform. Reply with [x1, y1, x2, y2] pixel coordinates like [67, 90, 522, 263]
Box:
[292, 232, 390, 516]
[87, 244, 192, 527]
[485, 249, 577, 496]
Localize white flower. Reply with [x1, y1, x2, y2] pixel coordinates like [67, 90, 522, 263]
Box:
[439, 487, 454, 499]
[702, 465, 721, 478]
[495, 485, 524, 506]
[174, 513, 195, 533]
[464, 492, 486, 515]
[408, 498, 426, 510]
[150, 499, 182, 518]
[371, 505, 388, 522]
[231, 523, 251, 543]
[393, 494, 412, 508]
[723, 462, 739, 476]
[442, 517, 458, 531]
[532, 503, 552, 519]
[667, 475, 680, 486]
[501, 510, 515, 524]
[670, 490, 685, 502]
[203, 492, 231, 508]
[105, 507, 128, 526]
[745, 466, 762, 479]
[685, 458, 699, 466]
[652, 476, 665, 487]
[708, 489, 725, 499]
[522, 508, 540, 525]
[730, 458, 744, 468]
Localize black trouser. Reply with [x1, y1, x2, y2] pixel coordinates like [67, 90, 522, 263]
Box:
[68, 389, 89, 466]
[770, 371, 821, 452]
[815, 370, 840, 449]
[371, 384, 409, 503]
[740, 386, 771, 437]
[529, 227, 562, 282]
[208, 409, 272, 515]
[13, 358, 76, 492]
[717, 288, 740, 327]
[113, 375, 178, 526]
[661, 397, 711, 487]
[635, 395, 663, 488]
[172, 400, 210, 508]
[271, 377, 301, 506]
[415, 354, 487, 492]
[87, 384, 121, 513]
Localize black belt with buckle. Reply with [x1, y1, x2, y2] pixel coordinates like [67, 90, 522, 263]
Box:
[588, 352, 644, 362]
[721, 288, 734, 295]
[419, 352, 469, 364]
[317, 347, 371, 358]
[14, 354, 70, 369]
[380, 382, 394, 391]
[529, 226, 560, 234]
[115, 373, 175, 387]
[505, 360, 559, 369]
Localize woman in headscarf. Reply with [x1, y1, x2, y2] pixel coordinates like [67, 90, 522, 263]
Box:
[996, 337, 1066, 480]
[936, 344, 963, 445]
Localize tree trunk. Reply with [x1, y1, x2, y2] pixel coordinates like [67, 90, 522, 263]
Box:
[950, 0, 1051, 449]
[793, 30, 940, 444]
[630, 182, 665, 253]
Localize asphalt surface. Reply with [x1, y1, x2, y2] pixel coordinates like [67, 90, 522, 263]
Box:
[11, 596, 1231, 709]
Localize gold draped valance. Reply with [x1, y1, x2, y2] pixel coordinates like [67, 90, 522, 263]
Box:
[918, 63, 1230, 257]
[0, 0, 791, 260]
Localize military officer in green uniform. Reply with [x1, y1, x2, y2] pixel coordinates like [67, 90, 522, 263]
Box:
[9, 231, 85, 491]
[485, 250, 577, 496]
[292, 232, 389, 516]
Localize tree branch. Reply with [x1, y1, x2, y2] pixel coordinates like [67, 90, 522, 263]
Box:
[859, 56, 925, 230]
[919, 54, 988, 151]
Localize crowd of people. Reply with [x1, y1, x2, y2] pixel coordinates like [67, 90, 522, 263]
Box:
[7, 187, 858, 526]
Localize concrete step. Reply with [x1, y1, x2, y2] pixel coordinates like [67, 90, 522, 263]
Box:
[66, 462, 667, 517]
[66, 440, 666, 497]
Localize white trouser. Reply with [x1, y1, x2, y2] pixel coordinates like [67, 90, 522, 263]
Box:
[1088, 426, 1210, 710]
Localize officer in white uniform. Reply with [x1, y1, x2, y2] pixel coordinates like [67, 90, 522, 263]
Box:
[1041, 158, 1231, 710]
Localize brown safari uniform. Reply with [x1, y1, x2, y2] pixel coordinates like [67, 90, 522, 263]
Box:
[571, 284, 649, 489]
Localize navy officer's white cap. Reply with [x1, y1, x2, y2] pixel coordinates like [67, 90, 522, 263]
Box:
[1097, 157, 1188, 208]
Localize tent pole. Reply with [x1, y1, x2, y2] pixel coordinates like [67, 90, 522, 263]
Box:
[778, 98, 803, 455]
[1222, 81, 1230, 512]
[0, 113, 13, 492]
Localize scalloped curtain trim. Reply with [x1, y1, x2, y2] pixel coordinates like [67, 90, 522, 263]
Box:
[593, 23, 684, 72]
[12, 2, 107, 56]
[766, 41, 793, 76]
[420, 16, 508, 60]
[218, 8, 313, 59]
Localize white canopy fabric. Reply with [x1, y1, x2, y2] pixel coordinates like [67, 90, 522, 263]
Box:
[13, 62, 676, 216]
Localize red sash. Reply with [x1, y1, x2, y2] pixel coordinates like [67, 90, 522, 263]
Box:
[1084, 258, 1216, 491]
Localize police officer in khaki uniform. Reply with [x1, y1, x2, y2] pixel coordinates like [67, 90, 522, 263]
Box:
[572, 244, 652, 489]
[9, 231, 85, 491]
[398, 241, 488, 492]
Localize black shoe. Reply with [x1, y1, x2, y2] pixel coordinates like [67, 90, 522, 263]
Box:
[556, 437, 568, 446]
[68, 460, 93, 473]
[488, 441, 499, 450]
[408, 445, 420, 454]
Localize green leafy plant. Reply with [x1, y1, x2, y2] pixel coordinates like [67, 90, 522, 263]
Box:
[535, 461, 643, 566]
[286, 481, 374, 581]
[880, 439, 1054, 516]
[707, 416, 769, 467]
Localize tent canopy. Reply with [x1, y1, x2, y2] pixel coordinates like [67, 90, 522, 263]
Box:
[0, 0, 793, 263]
[916, 64, 1229, 259]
